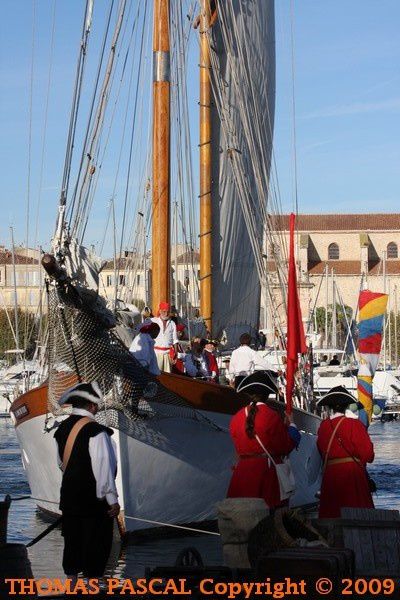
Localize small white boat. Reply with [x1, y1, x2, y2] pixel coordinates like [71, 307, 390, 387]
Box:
[0, 361, 41, 418]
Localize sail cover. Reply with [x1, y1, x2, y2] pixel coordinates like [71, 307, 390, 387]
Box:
[209, 0, 275, 345]
[357, 290, 388, 422]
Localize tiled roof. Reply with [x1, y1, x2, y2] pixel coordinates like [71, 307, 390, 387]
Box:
[0, 252, 38, 265]
[369, 260, 400, 275]
[308, 261, 361, 275]
[103, 250, 200, 269]
[103, 257, 145, 270]
[308, 260, 400, 275]
[177, 250, 200, 264]
[274, 214, 400, 232]
[103, 258, 127, 270]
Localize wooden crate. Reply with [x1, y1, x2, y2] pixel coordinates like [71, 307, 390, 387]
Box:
[256, 547, 354, 578]
[340, 508, 400, 576]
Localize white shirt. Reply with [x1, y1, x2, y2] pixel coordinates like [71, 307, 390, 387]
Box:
[255, 352, 277, 372]
[58, 408, 119, 505]
[228, 345, 276, 381]
[129, 332, 160, 375]
[151, 317, 178, 351]
[330, 410, 358, 420]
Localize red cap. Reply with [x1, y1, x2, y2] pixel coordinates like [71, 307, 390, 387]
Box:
[140, 322, 160, 334]
[176, 324, 186, 332]
[159, 301, 170, 311]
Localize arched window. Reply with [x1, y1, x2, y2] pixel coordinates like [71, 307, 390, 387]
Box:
[387, 242, 398, 259]
[328, 243, 339, 260]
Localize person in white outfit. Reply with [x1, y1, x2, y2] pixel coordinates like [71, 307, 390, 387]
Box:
[129, 321, 160, 376]
[229, 332, 276, 389]
[151, 301, 179, 373]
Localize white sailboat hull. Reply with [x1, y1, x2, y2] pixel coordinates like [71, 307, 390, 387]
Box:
[13, 414, 63, 515]
[0, 394, 12, 417]
[13, 406, 320, 532]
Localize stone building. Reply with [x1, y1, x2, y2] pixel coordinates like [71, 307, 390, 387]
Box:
[100, 246, 200, 315]
[263, 214, 400, 348]
[0, 247, 43, 313]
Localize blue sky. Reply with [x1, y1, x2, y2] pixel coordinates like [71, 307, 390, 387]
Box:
[275, 1, 400, 214]
[0, 0, 399, 255]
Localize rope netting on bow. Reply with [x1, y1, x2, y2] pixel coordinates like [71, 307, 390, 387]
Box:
[46, 283, 198, 433]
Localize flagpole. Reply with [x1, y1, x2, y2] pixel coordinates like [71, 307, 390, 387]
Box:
[285, 213, 307, 415]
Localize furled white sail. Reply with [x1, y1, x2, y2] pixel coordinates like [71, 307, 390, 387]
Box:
[209, 0, 275, 345]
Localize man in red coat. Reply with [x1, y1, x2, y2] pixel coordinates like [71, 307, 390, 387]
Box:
[204, 340, 219, 383]
[169, 324, 186, 375]
[227, 372, 300, 509]
[317, 385, 375, 518]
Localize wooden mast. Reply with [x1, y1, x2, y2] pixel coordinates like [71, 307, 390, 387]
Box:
[199, 0, 212, 334]
[152, 0, 170, 313]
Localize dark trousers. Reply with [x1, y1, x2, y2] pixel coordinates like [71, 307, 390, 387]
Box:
[62, 514, 114, 577]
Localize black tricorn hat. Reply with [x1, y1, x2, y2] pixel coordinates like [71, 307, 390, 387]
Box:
[237, 370, 278, 397]
[317, 385, 355, 408]
[58, 381, 103, 406]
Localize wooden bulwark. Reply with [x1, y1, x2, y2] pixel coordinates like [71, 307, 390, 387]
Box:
[10, 384, 48, 426]
[11, 374, 319, 432]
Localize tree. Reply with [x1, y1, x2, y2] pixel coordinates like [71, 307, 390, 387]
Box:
[385, 311, 400, 367]
[315, 304, 354, 351]
[0, 309, 39, 360]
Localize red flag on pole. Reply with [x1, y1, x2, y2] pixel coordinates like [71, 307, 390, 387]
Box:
[285, 213, 307, 414]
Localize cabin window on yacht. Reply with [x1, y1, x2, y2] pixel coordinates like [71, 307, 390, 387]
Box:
[328, 243, 339, 260]
[387, 242, 398, 259]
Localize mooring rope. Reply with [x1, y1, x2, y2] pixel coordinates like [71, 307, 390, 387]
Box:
[124, 515, 220, 536]
[7, 496, 219, 538]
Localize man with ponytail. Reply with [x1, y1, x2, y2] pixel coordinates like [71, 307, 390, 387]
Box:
[227, 372, 300, 508]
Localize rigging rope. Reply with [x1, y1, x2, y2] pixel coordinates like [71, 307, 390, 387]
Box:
[68, 0, 116, 229]
[79, 0, 140, 247]
[56, 0, 94, 241]
[115, 0, 148, 307]
[23, 0, 37, 351]
[34, 0, 57, 251]
[290, 0, 299, 218]
[71, 0, 128, 241]
[203, 1, 289, 338]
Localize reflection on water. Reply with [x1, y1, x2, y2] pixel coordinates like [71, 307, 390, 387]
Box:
[367, 420, 400, 513]
[1, 418, 399, 578]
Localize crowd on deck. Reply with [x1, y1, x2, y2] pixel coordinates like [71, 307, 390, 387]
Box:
[128, 301, 276, 385]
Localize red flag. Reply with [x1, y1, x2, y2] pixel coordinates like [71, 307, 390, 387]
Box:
[285, 213, 307, 414]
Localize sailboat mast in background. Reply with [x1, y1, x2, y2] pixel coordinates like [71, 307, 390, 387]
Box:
[152, 0, 171, 312]
[199, 0, 213, 334]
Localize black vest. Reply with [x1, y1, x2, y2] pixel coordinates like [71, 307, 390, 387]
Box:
[54, 415, 114, 517]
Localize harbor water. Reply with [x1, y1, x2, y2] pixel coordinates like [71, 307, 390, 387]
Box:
[1, 418, 399, 579]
